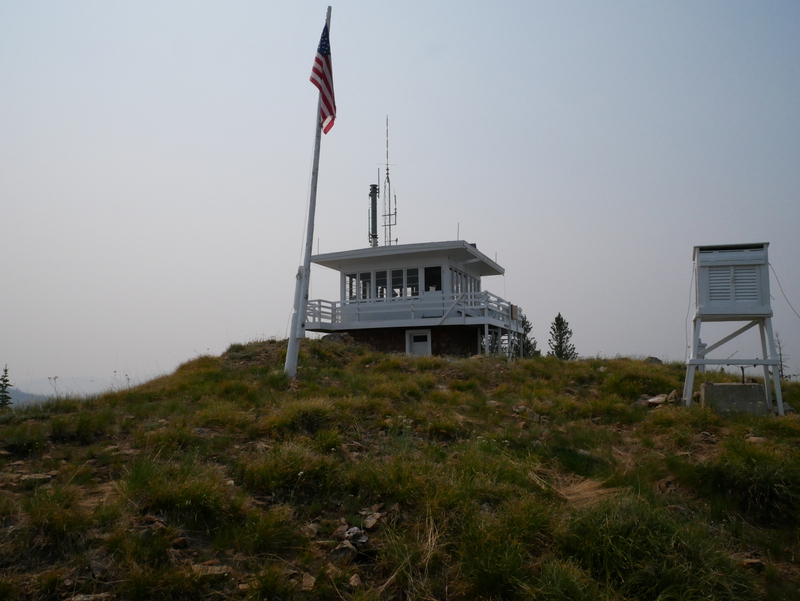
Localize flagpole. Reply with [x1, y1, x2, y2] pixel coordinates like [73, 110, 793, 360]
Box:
[285, 7, 331, 378]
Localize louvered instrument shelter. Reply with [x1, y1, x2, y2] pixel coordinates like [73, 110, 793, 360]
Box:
[683, 243, 784, 414]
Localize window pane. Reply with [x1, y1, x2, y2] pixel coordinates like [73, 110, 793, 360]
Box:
[406, 268, 419, 297]
[375, 270, 387, 299]
[424, 266, 442, 292]
[392, 269, 404, 298]
[359, 272, 371, 300]
[346, 274, 357, 301]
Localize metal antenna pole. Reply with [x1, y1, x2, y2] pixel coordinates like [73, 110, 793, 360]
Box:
[382, 116, 397, 246]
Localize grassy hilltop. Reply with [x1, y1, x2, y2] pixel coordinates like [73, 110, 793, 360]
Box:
[1, 338, 800, 600]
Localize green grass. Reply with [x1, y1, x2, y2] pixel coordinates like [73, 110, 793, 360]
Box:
[0, 338, 798, 599]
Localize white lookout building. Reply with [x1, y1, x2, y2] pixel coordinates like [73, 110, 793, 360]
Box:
[305, 239, 523, 357]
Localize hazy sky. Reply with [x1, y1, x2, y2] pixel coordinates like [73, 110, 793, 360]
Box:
[3, 1, 799, 395]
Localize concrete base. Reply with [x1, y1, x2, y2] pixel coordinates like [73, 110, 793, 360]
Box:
[701, 383, 768, 415]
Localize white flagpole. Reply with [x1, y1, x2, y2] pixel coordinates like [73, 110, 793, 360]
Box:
[285, 7, 331, 378]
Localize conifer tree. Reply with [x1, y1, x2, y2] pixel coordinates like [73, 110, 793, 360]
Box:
[548, 313, 577, 360]
[0, 365, 12, 410]
[517, 313, 540, 358]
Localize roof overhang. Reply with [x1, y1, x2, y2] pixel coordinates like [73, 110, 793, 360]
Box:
[694, 242, 769, 256]
[311, 240, 505, 277]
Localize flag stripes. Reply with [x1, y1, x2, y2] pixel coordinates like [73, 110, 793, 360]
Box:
[310, 23, 336, 134]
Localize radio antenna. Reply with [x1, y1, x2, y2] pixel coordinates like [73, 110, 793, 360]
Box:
[383, 116, 398, 245]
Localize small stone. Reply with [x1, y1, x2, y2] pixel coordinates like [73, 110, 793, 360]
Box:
[332, 523, 349, 540]
[19, 474, 52, 483]
[742, 558, 765, 573]
[301, 573, 316, 591]
[647, 394, 668, 406]
[329, 540, 358, 566]
[349, 574, 362, 587]
[345, 526, 369, 546]
[363, 513, 382, 530]
[191, 564, 230, 578]
[745, 436, 766, 444]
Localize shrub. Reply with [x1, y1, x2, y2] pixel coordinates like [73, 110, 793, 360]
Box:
[239, 505, 302, 555]
[558, 496, 755, 601]
[125, 456, 238, 528]
[671, 438, 800, 525]
[2, 422, 46, 456]
[263, 398, 333, 435]
[237, 443, 340, 503]
[531, 559, 606, 601]
[23, 485, 91, 547]
[601, 371, 675, 400]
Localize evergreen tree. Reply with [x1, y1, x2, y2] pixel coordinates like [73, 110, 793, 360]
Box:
[516, 313, 540, 358]
[0, 365, 12, 410]
[548, 313, 577, 360]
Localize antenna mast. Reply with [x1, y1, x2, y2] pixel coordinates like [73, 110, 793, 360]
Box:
[383, 116, 397, 246]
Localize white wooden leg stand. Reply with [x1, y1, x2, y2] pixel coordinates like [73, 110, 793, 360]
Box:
[683, 317, 784, 416]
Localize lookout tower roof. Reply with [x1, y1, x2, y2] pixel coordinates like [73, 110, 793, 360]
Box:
[311, 240, 504, 277]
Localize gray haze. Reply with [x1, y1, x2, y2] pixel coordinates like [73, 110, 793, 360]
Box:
[2, 2, 799, 395]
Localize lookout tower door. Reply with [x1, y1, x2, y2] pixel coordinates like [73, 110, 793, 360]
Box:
[407, 329, 432, 356]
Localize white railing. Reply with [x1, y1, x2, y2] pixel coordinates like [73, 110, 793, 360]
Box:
[306, 291, 519, 330]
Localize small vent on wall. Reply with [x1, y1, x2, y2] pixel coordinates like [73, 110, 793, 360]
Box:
[708, 265, 759, 303]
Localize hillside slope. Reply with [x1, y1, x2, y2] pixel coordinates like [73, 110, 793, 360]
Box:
[1, 338, 799, 600]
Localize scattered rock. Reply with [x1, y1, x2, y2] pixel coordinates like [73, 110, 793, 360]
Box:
[646, 356, 663, 364]
[69, 594, 114, 601]
[332, 523, 349, 540]
[742, 558, 765, 573]
[745, 435, 766, 444]
[302, 572, 316, 591]
[597, 366, 608, 372]
[323, 332, 355, 344]
[363, 513, 382, 530]
[647, 394, 668, 406]
[666, 390, 680, 403]
[87, 549, 118, 580]
[19, 474, 52, 483]
[345, 526, 369, 546]
[191, 564, 230, 578]
[349, 574, 362, 587]
[328, 540, 358, 566]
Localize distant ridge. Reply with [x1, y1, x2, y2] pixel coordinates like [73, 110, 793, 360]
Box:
[8, 388, 49, 406]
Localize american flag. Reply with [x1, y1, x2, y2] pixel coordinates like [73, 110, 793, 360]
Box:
[310, 23, 336, 134]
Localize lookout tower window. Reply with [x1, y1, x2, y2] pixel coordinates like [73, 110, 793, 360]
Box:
[376, 271, 388, 299]
[406, 268, 419, 298]
[346, 273, 357, 301]
[392, 269, 404, 298]
[359, 272, 372, 300]
[424, 266, 442, 292]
